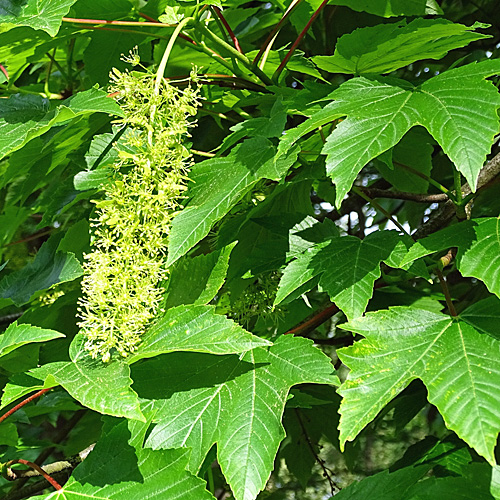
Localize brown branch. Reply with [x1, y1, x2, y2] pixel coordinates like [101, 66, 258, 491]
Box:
[284, 282, 388, 339]
[138, 12, 161, 23]
[360, 187, 448, 203]
[197, 75, 268, 93]
[62, 16, 173, 27]
[8, 410, 87, 493]
[3, 228, 54, 248]
[310, 336, 356, 347]
[6, 445, 95, 481]
[62, 17, 196, 45]
[284, 303, 339, 337]
[0, 312, 23, 325]
[2, 471, 71, 500]
[73, 24, 171, 40]
[315, 179, 392, 223]
[3, 445, 94, 500]
[414, 151, 500, 239]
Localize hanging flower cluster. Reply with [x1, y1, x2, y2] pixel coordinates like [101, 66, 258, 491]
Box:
[78, 60, 200, 362]
[228, 271, 283, 327]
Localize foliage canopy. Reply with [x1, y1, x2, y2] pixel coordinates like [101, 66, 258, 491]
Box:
[0, 0, 499, 499]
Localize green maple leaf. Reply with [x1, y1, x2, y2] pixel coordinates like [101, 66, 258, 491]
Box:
[330, 0, 442, 17]
[127, 304, 270, 364]
[0, 0, 78, 36]
[401, 217, 500, 298]
[30, 335, 145, 421]
[331, 462, 494, 500]
[32, 417, 215, 500]
[134, 335, 338, 500]
[162, 243, 236, 309]
[275, 230, 411, 320]
[0, 322, 64, 359]
[337, 306, 500, 465]
[279, 59, 500, 207]
[167, 137, 298, 266]
[0, 235, 82, 306]
[14, 306, 266, 420]
[313, 19, 488, 76]
[0, 88, 123, 161]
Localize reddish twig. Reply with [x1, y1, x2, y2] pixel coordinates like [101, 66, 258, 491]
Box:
[273, 0, 329, 80]
[212, 7, 243, 54]
[253, 0, 303, 66]
[138, 11, 161, 23]
[62, 16, 172, 27]
[76, 24, 171, 40]
[62, 17, 197, 45]
[0, 388, 52, 425]
[310, 336, 355, 347]
[196, 74, 267, 92]
[0, 63, 9, 80]
[5, 460, 62, 490]
[63, 16, 252, 82]
[284, 282, 388, 337]
[8, 411, 87, 494]
[2, 228, 54, 248]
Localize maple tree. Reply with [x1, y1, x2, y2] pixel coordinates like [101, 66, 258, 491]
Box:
[0, 0, 499, 499]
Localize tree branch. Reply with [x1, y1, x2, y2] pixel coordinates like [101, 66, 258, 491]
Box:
[8, 410, 87, 493]
[2, 471, 71, 500]
[310, 336, 356, 347]
[5, 445, 95, 481]
[284, 303, 339, 337]
[360, 187, 448, 203]
[0, 312, 23, 325]
[414, 151, 500, 239]
[436, 268, 457, 317]
[252, 0, 302, 66]
[4, 460, 62, 490]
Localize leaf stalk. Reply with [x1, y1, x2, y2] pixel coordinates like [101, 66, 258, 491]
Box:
[436, 268, 457, 316]
[272, 0, 329, 82]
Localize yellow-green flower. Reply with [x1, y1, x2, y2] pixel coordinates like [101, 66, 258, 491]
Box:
[78, 66, 200, 361]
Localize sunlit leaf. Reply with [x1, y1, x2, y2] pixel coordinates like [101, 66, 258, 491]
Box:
[136, 335, 338, 500]
[0, 88, 123, 160]
[32, 417, 215, 500]
[0, 322, 64, 359]
[280, 60, 500, 206]
[167, 137, 298, 266]
[313, 19, 488, 75]
[31, 335, 144, 421]
[127, 304, 270, 364]
[337, 307, 500, 464]
[0, 0, 78, 36]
